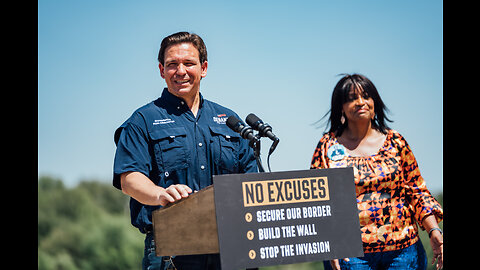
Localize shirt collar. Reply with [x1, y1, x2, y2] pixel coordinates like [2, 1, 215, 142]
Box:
[160, 87, 204, 111]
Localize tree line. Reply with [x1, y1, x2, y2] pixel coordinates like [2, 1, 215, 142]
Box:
[38, 176, 144, 270]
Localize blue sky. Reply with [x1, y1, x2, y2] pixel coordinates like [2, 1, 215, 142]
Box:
[38, 0, 443, 193]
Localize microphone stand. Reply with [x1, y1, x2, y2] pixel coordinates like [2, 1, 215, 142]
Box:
[249, 135, 265, 173]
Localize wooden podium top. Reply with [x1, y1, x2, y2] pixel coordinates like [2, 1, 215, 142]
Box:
[152, 185, 219, 256]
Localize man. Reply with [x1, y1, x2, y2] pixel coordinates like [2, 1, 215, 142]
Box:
[113, 32, 258, 269]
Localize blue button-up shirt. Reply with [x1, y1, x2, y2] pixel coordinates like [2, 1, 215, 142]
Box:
[113, 88, 258, 233]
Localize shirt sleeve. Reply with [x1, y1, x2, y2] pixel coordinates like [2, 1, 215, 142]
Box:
[113, 117, 153, 190]
[310, 135, 329, 169]
[399, 135, 443, 229]
[237, 131, 258, 173]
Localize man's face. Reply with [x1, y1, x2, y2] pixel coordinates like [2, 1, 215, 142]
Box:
[159, 42, 208, 100]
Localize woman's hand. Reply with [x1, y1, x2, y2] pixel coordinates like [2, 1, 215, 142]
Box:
[329, 258, 350, 270]
[422, 215, 443, 269]
[429, 230, 443, 270]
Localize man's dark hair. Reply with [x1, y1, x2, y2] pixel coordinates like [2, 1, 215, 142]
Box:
[158, 32, 208, 65]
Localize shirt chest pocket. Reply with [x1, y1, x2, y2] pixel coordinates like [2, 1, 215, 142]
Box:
[149, 127, 189, 173]
[209, 125, 240, 174]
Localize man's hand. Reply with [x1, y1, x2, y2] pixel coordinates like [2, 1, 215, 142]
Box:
[158, 184, 193, 206]
[120, 172, 192, 206]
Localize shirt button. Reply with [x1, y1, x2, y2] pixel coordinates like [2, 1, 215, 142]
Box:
[200, 165, 205, 170]
[177, 106, 180, 110]
[198, 142, 203, 147]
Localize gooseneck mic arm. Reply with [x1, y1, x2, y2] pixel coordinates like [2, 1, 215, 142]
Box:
[245, 113, 280, 171]
[226, 116, 265, 172]
[245, 113, 279, 141]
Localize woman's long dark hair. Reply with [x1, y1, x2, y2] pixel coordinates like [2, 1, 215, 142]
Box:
[321, 73, 393, 136]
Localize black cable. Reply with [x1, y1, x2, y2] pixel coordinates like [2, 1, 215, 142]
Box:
[267, 150, 272, 173]
[266, 139, 279, 172]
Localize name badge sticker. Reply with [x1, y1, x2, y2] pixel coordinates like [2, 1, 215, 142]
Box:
[327, 144, 346, 161]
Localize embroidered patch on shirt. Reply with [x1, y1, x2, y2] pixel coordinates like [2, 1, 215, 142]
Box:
[153, 119, 175, 125]
[213, 114, 227, 124]
[327, 144, 346, 161]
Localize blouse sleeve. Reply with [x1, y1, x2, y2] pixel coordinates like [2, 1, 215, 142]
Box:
[310, 135, 329, 169]
[398, 134, 443, 230]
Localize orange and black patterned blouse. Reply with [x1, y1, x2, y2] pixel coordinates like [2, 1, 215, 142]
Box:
[310, 129, 443, 253]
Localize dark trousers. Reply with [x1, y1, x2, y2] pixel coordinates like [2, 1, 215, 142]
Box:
[323, 240, 427, 270]
[143, 232, 258, 270]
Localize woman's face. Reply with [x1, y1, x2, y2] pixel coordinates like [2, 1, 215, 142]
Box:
[342, 87, 375, 124]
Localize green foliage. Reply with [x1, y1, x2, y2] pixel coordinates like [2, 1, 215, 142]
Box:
[38, 176, 144, 270]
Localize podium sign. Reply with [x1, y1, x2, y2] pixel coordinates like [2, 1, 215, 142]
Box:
[213, 168, 363, 270]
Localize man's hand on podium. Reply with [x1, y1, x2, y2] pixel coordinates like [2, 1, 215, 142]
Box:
[120, 171, 192, 206]
[159, 184, 193, 206]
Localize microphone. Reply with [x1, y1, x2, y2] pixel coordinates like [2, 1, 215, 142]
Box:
[245, 113, 279, 142]
[226, 116, 256, 142]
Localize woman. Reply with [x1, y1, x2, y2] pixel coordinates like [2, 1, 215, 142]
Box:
[310, 74, 443, 270]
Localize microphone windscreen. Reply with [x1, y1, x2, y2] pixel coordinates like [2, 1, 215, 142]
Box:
[226, 115, 241, 131]
[245, 113, 261, 127]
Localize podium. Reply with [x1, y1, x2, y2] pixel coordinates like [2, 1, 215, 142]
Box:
[152, 185, 218, 256]
[152, 169, 363, 270]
